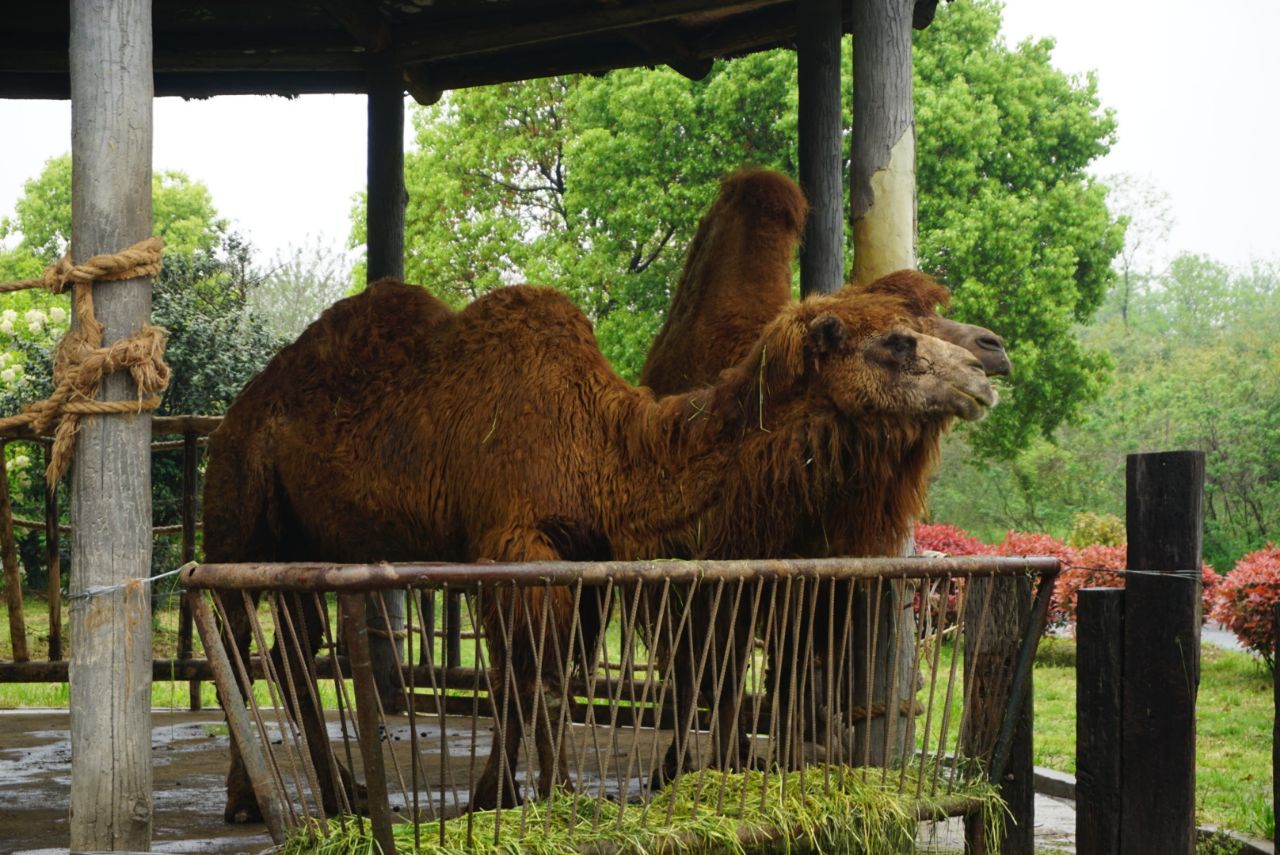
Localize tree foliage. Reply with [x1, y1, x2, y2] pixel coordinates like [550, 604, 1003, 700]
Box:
[354, 0, 1120, 459]
[928, 255, 1280, 569]
[0, 159, 278, 583]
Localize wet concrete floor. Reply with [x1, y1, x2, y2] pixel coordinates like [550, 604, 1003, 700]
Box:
[1, 709, 273, 855]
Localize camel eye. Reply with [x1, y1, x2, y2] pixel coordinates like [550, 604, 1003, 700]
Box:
[886, 334, 915, 359]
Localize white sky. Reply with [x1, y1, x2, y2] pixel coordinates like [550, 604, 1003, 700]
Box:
[1, 0, 1276, 269]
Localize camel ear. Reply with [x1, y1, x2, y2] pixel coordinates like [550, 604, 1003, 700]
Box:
[806, 313, 846, 356]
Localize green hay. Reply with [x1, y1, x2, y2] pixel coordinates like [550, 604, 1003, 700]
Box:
[280, 762, 1006, 855]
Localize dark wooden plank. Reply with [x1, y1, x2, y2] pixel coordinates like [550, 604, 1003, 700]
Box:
[1121, 451, 1204, 855]
[1077, 587, 1124, 855]
[797, 0, 845, 297]
[67, 0, 155, 848]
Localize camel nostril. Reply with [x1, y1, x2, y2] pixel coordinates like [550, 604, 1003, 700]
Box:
[976, 335, 1004, 352]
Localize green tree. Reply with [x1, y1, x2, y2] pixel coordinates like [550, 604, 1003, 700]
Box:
[1, 153, 227, 264]
[357, 0, 1120, 458]
[929, 255, 1280, 569]
[0, 155, 277, 584]
[249, 235, 352, 340]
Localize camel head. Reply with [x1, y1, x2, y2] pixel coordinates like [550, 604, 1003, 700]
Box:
[757, 288, 998, 423]
[854, 270, 1012, 377]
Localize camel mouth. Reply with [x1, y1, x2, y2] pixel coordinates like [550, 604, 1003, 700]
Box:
[950, 383, 997, 418]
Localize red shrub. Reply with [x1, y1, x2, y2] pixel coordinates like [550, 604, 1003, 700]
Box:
[1210, 544, 1280, 670]
[915, 522, 993, 556]
[914, 525, 1222, 634]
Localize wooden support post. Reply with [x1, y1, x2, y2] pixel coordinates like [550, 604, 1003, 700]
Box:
[365, 51, 409, 713]
[847, 0, 919, 774]
[962, 574, 1034, 855]
[850, 0, 916, 285]
[797, 0, 844, 297]
[366, 53, 406, 282]
[191, 592, 286, 843]
[178, 430, 201, 709]
[1077, 587, 1124, 855]
[1121, 451, 1204, 854]
[0, 441, 29, 663]
[68, 0, 155, 849]
[45, 442, 63, 661]
[339, 593, 396, 855]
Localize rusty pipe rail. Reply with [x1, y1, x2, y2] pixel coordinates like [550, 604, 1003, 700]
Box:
[181, 555, 1058, 592]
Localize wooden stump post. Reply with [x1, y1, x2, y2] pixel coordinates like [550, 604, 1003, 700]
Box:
[1121, 451, 1203, 854]
[1077, 587, 1124, 855]
[68, 0, 155, 849]
[797, 0, 844, 297]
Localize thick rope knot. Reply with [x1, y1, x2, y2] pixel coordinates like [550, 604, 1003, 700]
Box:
[0, 237, 164, 296]
[0, 237, 169, 484]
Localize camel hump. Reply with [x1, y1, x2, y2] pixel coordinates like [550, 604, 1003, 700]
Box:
[458, 285, 598, 345]
[718, 168, 808, 235]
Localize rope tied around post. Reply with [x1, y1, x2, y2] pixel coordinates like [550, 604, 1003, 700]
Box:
[0, 237, 170, 483]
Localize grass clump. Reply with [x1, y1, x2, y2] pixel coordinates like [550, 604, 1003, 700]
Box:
[281, 763, 1005, 855]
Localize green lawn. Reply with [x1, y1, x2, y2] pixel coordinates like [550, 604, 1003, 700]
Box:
[1, 595, 1274, 838]
[1030, 636, 1275, 840]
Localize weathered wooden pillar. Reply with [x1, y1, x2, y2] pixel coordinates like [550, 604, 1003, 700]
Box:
[1121, 451, 1203, 854]
[851, 0, 916, 285]
[68, 0, 155, 849]
[1077, 587, 1124, 855]
[365, 52, 409, 713]
[848, 0, 919, 769]
[797, 0, 844, 297]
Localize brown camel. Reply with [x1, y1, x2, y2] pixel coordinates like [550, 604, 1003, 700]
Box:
[639, 168, 1012, 775]
[204, 272, 996, 820]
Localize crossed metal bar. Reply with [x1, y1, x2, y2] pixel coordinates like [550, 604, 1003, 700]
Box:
[183, 555, 1058, 852]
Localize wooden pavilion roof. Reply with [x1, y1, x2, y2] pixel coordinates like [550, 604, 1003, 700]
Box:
[1, 0, 939, 102]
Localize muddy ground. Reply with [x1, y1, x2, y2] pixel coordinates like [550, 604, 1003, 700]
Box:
[1, 709, 274, 855]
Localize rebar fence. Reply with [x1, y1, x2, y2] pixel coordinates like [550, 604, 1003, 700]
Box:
[182, 556, 1058, 854]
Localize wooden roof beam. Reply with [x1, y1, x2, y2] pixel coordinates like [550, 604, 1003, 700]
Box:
[622, 24, 714, 80]
[393, 0, 779, 66]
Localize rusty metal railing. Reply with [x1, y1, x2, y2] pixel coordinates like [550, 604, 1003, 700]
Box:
[182, 555, 1058, 852]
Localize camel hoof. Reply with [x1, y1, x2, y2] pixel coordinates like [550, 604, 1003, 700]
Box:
[224, 798, 263, 825]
